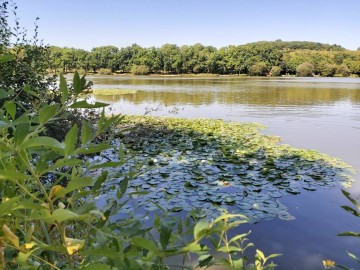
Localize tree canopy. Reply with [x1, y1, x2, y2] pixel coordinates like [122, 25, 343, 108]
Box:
[46, 41, 360, 77]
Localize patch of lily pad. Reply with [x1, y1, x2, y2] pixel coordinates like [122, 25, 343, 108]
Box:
[102, 116, 354, 223]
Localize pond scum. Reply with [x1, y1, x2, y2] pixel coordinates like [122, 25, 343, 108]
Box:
[102, 115, 354, 223]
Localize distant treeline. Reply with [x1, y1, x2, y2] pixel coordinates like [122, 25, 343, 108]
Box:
[47, 40, 360, 77]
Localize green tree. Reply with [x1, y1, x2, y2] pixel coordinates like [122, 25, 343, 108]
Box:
[159, 43, 182, 74]
[87, 45, 119, 72]
[269, 66, 282, 76]
[336, 64, 351, 77]
[296, 62, 314, 77]
[249, 62, 269, 76]
[131, 64, 150, 75]
[320, 63, 337, 77]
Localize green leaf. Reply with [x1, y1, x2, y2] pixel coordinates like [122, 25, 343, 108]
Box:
[56, 177, 93, 198]
[0, 89, 12, 99]
[64, 124, 78, 156]
[14, 122, 30, 146]
[70, 100, 109, 109]
[89, 161, 126, 170]
[43, 208, 79, 223]
[342, 189, 359, 207]
[159, 222, 172, 250]
[182, 242, 206, 252]
[198, 254, 213, 267]
[5, 101, 16, 119]
[0, 170, 27, 182]
[341, 206, 360, 217]
[2, 224, 19, 248]
[22, 136, 64, 153]
[256, 249, 266, 261]
[0, 54, 15, 62]
[217, 246, 244, 252]
[93, 171, 108, 191]
[214, 213, 247, 223]
[60, 75, 69, 104]
[131, 237, 159, 254]
[39, 104, 59, 125]
[81, 120, 92, 145]
[346, 251, 360, 263]
[23, 85, 39, 98]
[119, 177, 129, 199]
[266, 253, 281, 260]
[338, 232, 360, 237]
[0, 197, 20, 217]
[73, 71, 81, 95]
[119, 143, 125, 162]
[194, 219, 210, 241]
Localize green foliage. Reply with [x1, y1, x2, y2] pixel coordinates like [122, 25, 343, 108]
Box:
[249, 62, 269, 76]
[296, 62, 314, 77]
[336, 64, 351, 77]
[131, 64, 150, 75]
[45, 40, 360, 77]
[0, 2, 56, 111]
[320, 63, 337, 77]
[322, 190, 360, 269]
[97, 68, 112, 75]
[269, 66, 282, 76]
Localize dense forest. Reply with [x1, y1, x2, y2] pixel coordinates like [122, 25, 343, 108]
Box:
[47, 41, 360, 77]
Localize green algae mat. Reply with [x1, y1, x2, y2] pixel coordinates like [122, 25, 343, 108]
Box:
[107, 116, 354, 223]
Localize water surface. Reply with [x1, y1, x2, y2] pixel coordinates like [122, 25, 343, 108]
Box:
[91, 75, 360, 270]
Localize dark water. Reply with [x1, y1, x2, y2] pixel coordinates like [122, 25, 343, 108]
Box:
[90, 75, 360, 270]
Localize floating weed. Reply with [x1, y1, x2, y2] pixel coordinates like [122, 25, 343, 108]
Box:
[108, 115, 354, 223]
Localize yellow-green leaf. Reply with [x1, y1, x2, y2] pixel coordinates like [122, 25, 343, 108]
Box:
[64, 236, 85, 255]
[2, 224, 19, 248]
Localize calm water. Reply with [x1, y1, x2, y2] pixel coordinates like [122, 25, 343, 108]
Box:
[90, 75, 360, 270]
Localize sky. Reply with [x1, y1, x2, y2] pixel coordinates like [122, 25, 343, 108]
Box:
[10, 0, 360, 51]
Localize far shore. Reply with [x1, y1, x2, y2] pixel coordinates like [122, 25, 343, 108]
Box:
[60, 72, 359, 78]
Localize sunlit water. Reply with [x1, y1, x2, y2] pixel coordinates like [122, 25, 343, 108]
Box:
[90, 75, 360, 270]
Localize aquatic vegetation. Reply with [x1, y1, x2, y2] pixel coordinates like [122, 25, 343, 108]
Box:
[111, 115, 354, 223]
[92, 88, 138, 95]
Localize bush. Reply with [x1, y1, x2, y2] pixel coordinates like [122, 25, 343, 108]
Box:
[249, 62, 269, 76]
[296, 62, 314, 77]
[97, 68, 112, 75]
[131, 64, 150, 75]
[336, 64, 351, 77]
[320, 63, 337, 77]
[270, 66, 282, 76]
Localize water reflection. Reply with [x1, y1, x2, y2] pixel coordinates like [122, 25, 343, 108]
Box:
[89, 76, 360, 107]
[94, 87, 360, 106]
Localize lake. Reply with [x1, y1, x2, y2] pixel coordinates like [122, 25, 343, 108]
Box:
[90, 75, 360, 270]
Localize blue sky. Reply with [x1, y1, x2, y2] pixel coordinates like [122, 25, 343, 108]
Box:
[12, 0, 360, 50]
